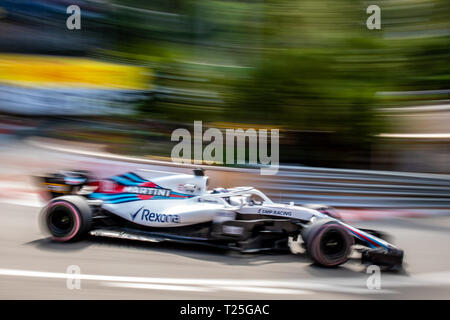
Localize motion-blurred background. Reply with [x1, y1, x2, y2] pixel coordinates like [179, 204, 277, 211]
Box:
[0, 0, 450, 300]
[0, 0, 448, 171]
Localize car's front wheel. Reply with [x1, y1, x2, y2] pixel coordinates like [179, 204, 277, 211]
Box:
[40, 196, 92, 242]
[302, 219, 354, 267]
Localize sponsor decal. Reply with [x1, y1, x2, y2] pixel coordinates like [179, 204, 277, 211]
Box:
[257, 208, 292, 217]
[132, 208, 180, 224]
[178, 183, 197, 193]
[89, 173, 195, 203]
[100, 180, 117, 193]
[123, 186, 171, 197]
[130, 206, 143, 221]
[197, 198, 220, 204]
[43, 183, 70, 193]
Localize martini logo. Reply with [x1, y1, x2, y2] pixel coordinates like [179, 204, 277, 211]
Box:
[123, 186, 171, 197]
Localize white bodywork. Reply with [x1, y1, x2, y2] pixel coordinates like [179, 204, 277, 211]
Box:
[98, 173, 325, 227]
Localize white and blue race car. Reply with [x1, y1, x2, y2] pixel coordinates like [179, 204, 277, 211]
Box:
[37, 168, 404, 269]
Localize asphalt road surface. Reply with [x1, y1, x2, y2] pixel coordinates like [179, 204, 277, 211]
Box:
[1, 136, 450, 299]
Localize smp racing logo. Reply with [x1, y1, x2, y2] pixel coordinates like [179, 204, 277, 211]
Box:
[123, 186, 171, 197]
[130, 207, 180, 224]
[257, 208, 292, 217]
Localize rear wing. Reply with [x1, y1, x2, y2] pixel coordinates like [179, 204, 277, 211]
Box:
[34, 170, 94, 200]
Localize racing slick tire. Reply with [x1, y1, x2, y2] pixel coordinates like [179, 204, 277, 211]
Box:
[302, 219, 354, 267]
[40, 195, 92, 242]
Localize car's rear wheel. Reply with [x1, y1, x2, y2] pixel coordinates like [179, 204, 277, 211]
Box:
[302, 219, 354, 267]
[41, 196, 92, 242]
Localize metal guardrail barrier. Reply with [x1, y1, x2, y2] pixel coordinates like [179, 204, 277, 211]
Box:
[28, 137, 450, 209]
[251, 166, 450, 208]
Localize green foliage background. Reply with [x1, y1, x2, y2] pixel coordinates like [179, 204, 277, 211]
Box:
[99, 0, 449, 167]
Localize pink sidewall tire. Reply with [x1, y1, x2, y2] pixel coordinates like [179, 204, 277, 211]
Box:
[302, 219, 354, 267]
[40, 195, 92, 242]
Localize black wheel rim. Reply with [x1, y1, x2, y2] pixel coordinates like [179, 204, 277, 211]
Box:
[320, 229, 347, 259]
[47, 206, 75, 237]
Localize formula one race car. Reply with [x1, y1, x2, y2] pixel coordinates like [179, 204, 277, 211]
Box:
[36, 168, 404, 269]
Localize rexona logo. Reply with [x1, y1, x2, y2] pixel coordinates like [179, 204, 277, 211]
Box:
[130, 206, 143, 221]
[130, 206, 180, 224]
[123, 186, 171, 197]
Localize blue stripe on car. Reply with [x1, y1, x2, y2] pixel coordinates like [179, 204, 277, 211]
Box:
[124, 172, 147, 183]
[109, 176, 140, 186]
[107, 197, 140, 204]
[89, 193, 137, 200]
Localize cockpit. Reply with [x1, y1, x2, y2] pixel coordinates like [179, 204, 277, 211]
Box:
[207, 188, 267, 206]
